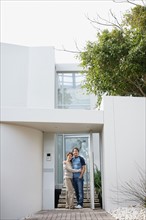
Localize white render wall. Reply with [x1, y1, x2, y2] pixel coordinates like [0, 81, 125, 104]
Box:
[1, 43, 55, 109]
[102, 96, 146, 211]
[1, 43, 29, 107]
[93, 133, 100, 170]
[43, 133, 55, 209]
[0, 124, 43, 220]
[27, 47, 55, 108]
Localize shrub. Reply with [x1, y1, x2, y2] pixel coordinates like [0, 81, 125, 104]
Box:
[119, 167, 146, 207]
[94, 165, 102, 198]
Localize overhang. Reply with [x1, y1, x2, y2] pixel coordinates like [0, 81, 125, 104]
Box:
[1, 108, 104, 133]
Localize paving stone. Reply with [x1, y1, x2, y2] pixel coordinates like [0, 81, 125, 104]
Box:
[24, 208, 116, 220]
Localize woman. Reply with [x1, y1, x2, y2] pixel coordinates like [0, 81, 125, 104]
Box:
[63, 152, 81, 209]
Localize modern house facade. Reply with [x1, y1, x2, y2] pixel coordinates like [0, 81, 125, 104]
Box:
[0, 43, 145, 220]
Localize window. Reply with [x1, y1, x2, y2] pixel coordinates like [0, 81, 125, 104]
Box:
[56, 72, 90, 109]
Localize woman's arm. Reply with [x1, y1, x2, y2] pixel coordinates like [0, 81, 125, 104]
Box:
[63, 163, 81, 173]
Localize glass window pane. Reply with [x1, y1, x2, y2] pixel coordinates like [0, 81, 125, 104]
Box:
[56, 72, 90, 109]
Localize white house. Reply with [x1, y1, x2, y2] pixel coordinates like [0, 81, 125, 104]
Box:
[0, 43, 145, 220]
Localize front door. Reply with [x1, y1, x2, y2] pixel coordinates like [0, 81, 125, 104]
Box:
[55, 134, 90, 189]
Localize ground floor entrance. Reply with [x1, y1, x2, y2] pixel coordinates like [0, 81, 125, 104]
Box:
[43, 132, 100, 210]
[53, 133, 101, 209]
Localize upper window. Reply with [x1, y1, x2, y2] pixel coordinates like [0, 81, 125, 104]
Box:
[56, 72, 90, 109]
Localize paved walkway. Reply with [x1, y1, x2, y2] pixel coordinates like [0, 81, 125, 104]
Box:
[24, 208, 115, 220]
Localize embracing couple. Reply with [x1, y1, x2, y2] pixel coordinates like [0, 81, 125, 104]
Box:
[63, 147, 86, 209]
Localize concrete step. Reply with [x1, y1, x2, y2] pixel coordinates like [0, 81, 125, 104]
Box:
[57, 203, 101, 208]
[58, 198, 99, 203]
[59, 194, 99, 199]
[61, 189, 91, 192]
[62, 186, 90, 189]
[62, 184, 90, 188]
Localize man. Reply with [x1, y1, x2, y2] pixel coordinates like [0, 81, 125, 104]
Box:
[72, 147, 86, 209]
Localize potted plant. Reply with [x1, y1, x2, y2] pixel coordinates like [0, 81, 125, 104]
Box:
[94, 165, 102, 208]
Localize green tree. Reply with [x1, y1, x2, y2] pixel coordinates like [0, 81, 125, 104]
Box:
[78, 4, 146, 107]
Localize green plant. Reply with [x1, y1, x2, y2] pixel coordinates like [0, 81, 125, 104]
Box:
[94, 165, 102, 198]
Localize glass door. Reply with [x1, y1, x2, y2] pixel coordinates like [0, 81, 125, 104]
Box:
[64, 135, 90, 184]
[55, 134, 90, 188]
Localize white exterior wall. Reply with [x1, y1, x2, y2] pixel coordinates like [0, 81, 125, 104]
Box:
[0, 124, 43, 220]
[93, 133, 100, 170]
[102, 96, 146, 211]
[1, 43, 55, 109]
[1, 43, 29, 107]
[27, 47, 55, 108]
[43, 133, 55, 209]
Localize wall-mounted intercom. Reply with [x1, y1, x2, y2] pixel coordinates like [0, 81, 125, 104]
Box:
[46, 153, 51, 161]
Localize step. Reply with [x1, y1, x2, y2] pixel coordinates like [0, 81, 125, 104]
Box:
[59, 194, 99, 199]
[57, 203, 101, 208]
[62, 184, 90, 187]
[61, 186, 91, 189]
[58, 198, 99, 203]
[60, 190, 91, 193]
[60, 193, 94, 197]
[60, 190, 90, 193]
[61, 188, 96, 191]
[61, 189, 96, 193]
[62, 186, 90, 189]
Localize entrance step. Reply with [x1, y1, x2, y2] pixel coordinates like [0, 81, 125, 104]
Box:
[57, 185, 101, 209]
[58, 198, 99, 203]
[59, 192, 99, 199]
[57, 203, 100, 208]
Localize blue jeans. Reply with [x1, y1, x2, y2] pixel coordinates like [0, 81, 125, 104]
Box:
[72, 177, 84, 207]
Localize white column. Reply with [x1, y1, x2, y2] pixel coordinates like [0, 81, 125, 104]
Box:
[89, 131, 95, 209]
[43, 133, 55, 209]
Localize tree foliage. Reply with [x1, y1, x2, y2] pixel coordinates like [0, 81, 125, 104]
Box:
[78, 4, 146, 106]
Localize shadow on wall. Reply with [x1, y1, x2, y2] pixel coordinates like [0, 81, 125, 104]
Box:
[94, 164, 102, 208]
[55, 189, 61, 208]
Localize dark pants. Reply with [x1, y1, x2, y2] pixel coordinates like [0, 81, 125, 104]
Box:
[73, 177, 84, 207]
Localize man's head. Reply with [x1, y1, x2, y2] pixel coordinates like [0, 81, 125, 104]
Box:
[72, 147, 79, 157]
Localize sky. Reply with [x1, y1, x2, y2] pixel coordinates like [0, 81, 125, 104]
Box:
[1, 0, 142, 63]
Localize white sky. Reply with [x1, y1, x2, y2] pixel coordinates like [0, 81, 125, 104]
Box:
[1, 0, 142, 63]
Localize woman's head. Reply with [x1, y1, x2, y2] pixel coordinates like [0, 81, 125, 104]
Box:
[66, 152, 73, 161]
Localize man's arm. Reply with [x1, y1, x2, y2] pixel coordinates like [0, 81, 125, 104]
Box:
[79, 165, 86, 178]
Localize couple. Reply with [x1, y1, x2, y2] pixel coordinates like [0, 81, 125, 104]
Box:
[63, 147, 86, 209]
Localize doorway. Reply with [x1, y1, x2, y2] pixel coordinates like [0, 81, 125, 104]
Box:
[55, 134, 90, 189]
[55, 134, 91, 208]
